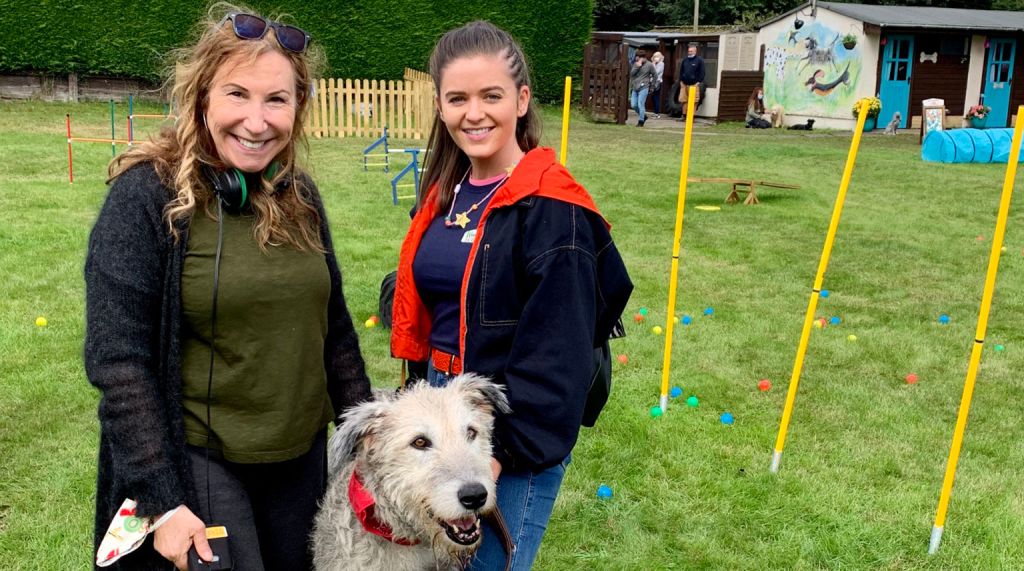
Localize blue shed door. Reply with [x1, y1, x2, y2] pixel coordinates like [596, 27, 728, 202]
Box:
[879, 35, 914, 128]
[984, 38, 1015, 128]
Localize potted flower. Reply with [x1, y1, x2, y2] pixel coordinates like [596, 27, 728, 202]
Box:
[842, 33, 858, 50]
[965, 104, 991, 128]
[852, 96, 882, 131]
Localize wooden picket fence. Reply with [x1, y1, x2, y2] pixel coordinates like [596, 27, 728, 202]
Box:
[306, 69, 435, 139]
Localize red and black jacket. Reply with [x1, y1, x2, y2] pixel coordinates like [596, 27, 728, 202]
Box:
[392, 147, 633, 471]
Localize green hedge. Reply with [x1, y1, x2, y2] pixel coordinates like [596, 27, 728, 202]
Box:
[0, 0, 592, 102]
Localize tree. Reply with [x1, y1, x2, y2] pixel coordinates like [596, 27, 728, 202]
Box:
[593, 0, 1020, 32]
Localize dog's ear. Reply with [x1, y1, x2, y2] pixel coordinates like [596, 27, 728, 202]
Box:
[328, 399, 390, 477]
[452, 373, 511, 416]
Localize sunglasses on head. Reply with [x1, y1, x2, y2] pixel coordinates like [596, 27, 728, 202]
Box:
[220, 13, 310, 54]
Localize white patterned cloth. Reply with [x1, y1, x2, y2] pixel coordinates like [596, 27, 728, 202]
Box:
[96, 499, 178, 567]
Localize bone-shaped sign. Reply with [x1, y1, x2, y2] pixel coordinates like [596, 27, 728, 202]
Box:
[920, 52, 938, 64]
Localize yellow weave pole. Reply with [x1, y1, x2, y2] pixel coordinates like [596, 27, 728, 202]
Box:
[658, 86, 697, 412]
[928, 106, 1024, 555]
[559, 76, 572, 166]
[770, 101, 870, 472]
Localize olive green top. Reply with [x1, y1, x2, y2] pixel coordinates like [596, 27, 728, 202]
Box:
[181, 208, 333, 463]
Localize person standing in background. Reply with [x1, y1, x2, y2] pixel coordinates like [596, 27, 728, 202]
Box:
[677, 43, 705, 119]
[629, 49, 657, 127]
[650, 51, 665, 118]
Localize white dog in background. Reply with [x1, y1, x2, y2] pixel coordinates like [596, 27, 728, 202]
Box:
[770, 104, 785, 128]
[312, 375, 509, 571]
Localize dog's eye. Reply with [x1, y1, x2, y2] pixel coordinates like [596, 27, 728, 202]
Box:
[466, 427, 478, 441]
[411, 436, 432, 450]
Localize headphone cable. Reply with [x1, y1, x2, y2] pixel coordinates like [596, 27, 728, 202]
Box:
[204, 199, 226, 524]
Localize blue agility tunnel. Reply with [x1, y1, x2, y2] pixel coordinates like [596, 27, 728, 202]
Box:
[922, 128, 1024, 163]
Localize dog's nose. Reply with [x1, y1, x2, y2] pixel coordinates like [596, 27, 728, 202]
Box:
[457, 483, 488, 510]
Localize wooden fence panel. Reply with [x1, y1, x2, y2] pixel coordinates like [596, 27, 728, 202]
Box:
[303, 71, 434, 139]
[718, 70, 764, 122]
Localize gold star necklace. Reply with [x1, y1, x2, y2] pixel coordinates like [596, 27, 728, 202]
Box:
[443, 164, 516, 229]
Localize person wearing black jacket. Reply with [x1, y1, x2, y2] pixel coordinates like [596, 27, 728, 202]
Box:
[390, 21, 632, 571]
[678, 43, 706, 116]
[85, 6, 371, 569]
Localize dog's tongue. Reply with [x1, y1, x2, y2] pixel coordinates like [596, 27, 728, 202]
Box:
[451, 516, 477, 531]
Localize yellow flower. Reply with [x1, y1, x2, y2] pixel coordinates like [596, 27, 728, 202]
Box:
[852, 96, 882, 119]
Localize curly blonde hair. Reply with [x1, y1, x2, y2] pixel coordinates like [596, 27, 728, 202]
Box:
[109, 2, 325, 251]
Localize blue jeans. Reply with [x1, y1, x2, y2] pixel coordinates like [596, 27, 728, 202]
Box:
[652, 84, 662, 113]
[427, 366, 570, 570]
[630, 87, 649, 122]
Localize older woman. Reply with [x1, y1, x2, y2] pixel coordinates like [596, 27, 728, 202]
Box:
[650, 51, 665, 116]
[84, 4, 371, 569]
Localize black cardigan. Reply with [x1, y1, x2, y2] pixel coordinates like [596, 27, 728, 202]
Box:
[84, 163, 371, 569]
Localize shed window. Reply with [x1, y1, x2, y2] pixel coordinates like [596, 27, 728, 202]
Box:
[702, 42, 719, 88]
[939, 36, 968, 56]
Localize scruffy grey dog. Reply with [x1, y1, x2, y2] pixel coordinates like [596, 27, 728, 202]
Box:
[884, 111, 901, 135]
[312, 375, 510, 571]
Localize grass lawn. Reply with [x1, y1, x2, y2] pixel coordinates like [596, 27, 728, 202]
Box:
[2, 99, 1023, 569]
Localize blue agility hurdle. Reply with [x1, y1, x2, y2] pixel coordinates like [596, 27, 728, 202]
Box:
[363, 126, 390, 172]
[389, 148, 425, 205]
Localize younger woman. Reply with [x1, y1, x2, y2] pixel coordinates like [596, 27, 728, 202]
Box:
[746, 86, 772, 129]
[390, 21, 632, 570]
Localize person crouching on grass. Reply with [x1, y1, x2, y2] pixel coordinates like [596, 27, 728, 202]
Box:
[84, 4, 371, 569]
[389, 20, 633, 570]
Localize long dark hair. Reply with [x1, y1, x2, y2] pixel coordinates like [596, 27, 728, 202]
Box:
[747, 87, 765, 115]
[419, 21, 541, 210]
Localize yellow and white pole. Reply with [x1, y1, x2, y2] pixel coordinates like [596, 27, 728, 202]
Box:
[658, 86, 697, 411]
[559, 76, 572, 166]
[770, 101, 869, 472]
[928, 106, 1024, 554]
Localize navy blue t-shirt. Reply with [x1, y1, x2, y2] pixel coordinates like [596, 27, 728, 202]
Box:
[412, 175, 505, 355]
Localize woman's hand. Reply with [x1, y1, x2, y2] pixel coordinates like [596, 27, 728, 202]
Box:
[153, 506, 212, 570]
[490, 457, 502, 481]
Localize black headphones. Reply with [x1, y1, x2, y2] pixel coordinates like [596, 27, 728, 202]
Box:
[204, 166, 250, 211]
[202, 162, 286, 211]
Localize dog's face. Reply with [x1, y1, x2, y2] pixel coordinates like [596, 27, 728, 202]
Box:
[331, 375, 509, 553]
[806, 119, 815, 127]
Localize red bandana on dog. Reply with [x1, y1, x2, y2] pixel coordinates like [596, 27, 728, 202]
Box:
[348, 470, 420, 546]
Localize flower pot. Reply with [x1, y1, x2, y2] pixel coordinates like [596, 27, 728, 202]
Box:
[969, 116, 987, 129]
[861, 116, 877, 132]
[843, 41, 857, 50]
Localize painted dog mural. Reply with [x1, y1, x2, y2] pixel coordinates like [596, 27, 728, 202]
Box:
[764, 21, 862, 119]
